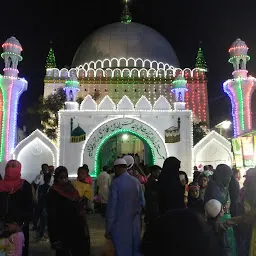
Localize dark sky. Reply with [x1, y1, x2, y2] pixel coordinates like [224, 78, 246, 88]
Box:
[1, 0, 256, 129]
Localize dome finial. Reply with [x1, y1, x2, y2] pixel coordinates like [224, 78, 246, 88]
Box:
[121, 0, 132, 23]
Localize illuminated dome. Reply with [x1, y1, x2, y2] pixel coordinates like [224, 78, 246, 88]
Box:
[72, 22, 179, 68]
[229, 38, 248, 57]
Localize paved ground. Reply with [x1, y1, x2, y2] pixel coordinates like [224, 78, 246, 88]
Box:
[29, 213, 105, 256]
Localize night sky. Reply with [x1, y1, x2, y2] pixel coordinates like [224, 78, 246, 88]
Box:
[1, 0, 256, 130]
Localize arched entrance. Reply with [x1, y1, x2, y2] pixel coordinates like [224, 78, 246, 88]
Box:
[96, 129, 155, 176]
[82, 117, 167, 177]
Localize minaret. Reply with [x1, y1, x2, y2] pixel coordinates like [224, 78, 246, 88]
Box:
[171, 75, 188, 110]
[64, 74, 80, 110]
[0, 37, 28, 161]
[223, 38, 256, 137]
[121, 0, 132, 23]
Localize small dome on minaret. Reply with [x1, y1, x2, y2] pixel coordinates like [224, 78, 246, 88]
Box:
[229, 38, 248, 57]
[2, 37, 23, 56]
[65, 74, 80, 89]
[172, 75, 187, 90]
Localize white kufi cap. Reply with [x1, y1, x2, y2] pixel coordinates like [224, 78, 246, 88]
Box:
[114, 158, 127, 166]
[205, 199, 222, 218]
[123, 155, 134, 169]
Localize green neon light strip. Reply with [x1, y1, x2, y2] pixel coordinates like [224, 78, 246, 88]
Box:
[1, 52, 23, 61]
[0, 76, 7, 161]
[228, 55, 250, 64]
[237, 79, 245, 131]
[93, 129, 156, 177]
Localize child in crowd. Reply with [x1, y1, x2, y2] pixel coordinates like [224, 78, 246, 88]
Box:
[0, 218, 24, 256]
[187, 183, 204, 217]
[205, 199, 241, 256]
[198, 173, 208, 201]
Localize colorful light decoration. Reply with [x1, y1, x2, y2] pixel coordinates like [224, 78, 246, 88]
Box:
[0, 75, 6, 161]
[223, 38, 256, 137]
[2, 42, 23, 52]
[0, 37, 28, 161]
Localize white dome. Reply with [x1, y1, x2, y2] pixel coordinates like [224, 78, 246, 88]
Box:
[72, 22, 179, 68]
[5, 36, 22, 47]
[2, 36, 22, 55]
[229, 38, 248, 56]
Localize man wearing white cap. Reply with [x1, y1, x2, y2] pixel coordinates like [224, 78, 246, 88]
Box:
[105, 158, 145, 256]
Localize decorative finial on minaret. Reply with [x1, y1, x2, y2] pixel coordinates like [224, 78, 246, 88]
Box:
[195, 41, 207, 71]
[46, 46, 56, 69]
[121, 0, 132, 23]
[2, 37, 23, 77]
[228, 38, 249, 78]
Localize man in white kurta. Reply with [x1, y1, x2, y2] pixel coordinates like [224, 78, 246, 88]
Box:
[105, 158, 145, 256]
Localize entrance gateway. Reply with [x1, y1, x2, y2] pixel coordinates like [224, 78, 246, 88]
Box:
[57, 95, 193, 178]
[12, 95, 194, 182]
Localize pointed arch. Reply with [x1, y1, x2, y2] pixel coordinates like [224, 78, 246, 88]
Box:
[193, 131, 233, 168]
[13, 130, 59, 182]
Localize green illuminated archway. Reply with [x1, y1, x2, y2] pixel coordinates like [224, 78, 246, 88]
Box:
[94, 129, 156, 177]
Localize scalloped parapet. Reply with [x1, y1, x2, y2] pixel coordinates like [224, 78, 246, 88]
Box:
[80, 95, 97, 110]
[98, 95, 116, 110]
[44, 58, 206, 80]
[153, 96, 171, 110]
[135, 96, 152, 110]
[117, 95, 134, 110]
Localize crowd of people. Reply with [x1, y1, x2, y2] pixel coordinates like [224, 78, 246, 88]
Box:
[0, 156, 256, 255]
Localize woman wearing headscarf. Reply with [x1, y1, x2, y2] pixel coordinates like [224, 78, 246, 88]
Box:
[204, 164, 237, 256]
[46, 166, 90, 256]
[158, 157, 185, 215]
[0, 160, 33, 256]
[229, 168, 240, 217]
